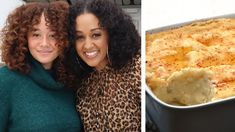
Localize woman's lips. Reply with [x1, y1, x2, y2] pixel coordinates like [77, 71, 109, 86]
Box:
[37, 50, 53, 55]
[84, 50, 98, 59]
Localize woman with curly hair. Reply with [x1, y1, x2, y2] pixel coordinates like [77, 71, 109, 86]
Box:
[65, 0, 141, 131]
[0, 1, 83, 131]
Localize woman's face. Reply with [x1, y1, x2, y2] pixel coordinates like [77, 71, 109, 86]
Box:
[27, 13, 59, 69]
[75, 13, 108, 71]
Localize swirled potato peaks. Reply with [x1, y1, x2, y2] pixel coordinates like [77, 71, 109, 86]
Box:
[146, 18, 235, 106]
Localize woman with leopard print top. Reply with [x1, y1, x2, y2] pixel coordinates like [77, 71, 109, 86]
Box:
[63, 0, 141, 131]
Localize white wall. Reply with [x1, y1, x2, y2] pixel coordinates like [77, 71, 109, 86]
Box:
[0, 0, 24, 30]
[143, 0, 235, 30]
[0, 0, 24, 63]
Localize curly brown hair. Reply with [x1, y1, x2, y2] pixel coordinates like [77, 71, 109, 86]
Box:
[0, 1, 74, 88]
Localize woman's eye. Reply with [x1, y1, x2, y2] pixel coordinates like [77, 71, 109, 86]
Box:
[92, 33, 101, 38]
[32, 33, 40, 37]
[49, 34, 55, 38]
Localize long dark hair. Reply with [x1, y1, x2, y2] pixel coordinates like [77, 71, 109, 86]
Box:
[65, 0, 141, 82]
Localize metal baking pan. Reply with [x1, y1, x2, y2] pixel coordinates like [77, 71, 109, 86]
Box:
[146, 13, 235, 132]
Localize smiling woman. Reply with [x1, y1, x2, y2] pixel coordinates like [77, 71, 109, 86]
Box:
[27, 13, 59, 69]
[0, 1, 83, 131]
[74, 13, 109, 71]
[63, 0, 141, 131]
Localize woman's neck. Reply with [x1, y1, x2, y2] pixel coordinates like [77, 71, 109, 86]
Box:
[95, 58, 108, 71]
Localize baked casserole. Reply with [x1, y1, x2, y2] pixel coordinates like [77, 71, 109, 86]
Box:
[146, 18, 235, 106]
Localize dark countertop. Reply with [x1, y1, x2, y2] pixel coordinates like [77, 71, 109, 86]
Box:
[146, 111, 160, 132]
[146, 122, 160, 132]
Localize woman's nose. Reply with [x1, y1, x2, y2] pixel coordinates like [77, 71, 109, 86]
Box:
[40, 36, 50, 47]
[83, 38, 93, 49]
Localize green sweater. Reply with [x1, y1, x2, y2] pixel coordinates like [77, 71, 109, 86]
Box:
[0, 59, 82, 132]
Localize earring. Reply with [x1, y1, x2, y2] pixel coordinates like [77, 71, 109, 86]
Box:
[107, 48, 112, 66]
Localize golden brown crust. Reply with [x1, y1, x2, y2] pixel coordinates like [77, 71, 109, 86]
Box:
[146, 18, 235, 105]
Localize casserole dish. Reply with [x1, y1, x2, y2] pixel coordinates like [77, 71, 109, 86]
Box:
[146, 14, 235, 132]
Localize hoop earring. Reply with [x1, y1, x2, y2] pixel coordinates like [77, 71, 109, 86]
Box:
[107, 48, 112, 66]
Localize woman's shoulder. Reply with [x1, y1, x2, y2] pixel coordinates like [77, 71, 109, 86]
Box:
[124, 53, 141, 72]
[0, 66, 14, 77]
[132, 53, 141, 66]
[0, 66, 22, 77]
[121, 53, 141, 83]
[0, 66, 26, 87]
[0, 66, 16, 100]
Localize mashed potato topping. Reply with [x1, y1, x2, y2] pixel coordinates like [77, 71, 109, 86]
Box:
[146, 18, 235, 105]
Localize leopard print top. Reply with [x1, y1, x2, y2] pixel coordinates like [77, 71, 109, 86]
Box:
[76, 54, 141, 131]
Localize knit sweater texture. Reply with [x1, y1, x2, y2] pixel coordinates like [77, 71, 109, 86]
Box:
[0, 58, 82, 132]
